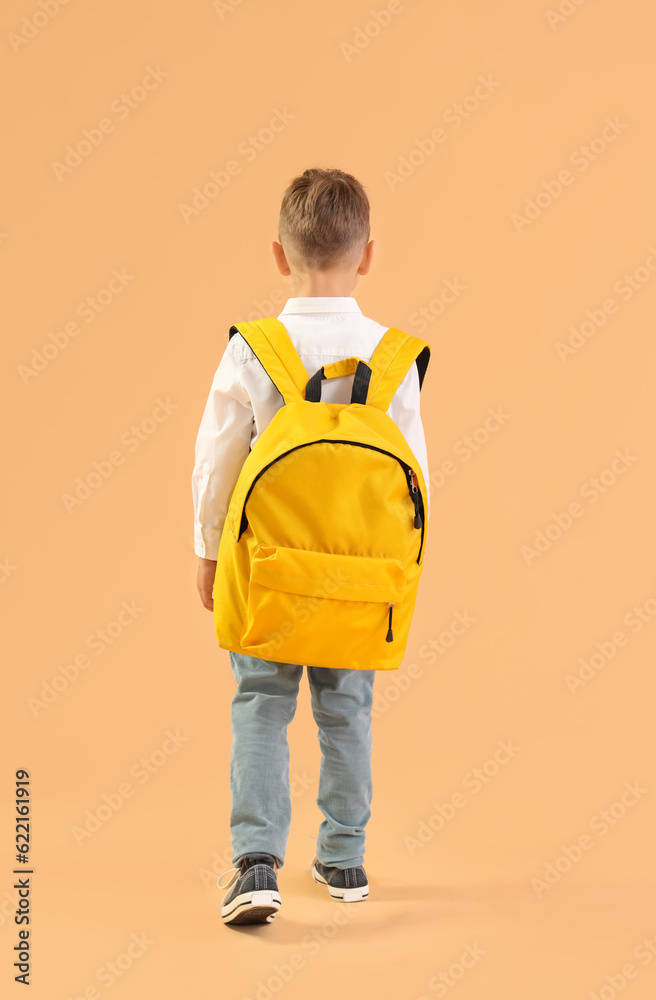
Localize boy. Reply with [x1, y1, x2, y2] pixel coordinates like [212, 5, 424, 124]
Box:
[192, 167, 431, 926]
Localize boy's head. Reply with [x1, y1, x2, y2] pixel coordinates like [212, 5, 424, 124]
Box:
[272, 168, 374, 294]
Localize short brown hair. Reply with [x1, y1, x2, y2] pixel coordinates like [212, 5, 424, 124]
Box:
[278, 167, 370, 271]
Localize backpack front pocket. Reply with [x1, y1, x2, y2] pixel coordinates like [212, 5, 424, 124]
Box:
[239, 544, 408, 668]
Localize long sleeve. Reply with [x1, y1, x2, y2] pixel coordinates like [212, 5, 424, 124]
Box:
[387, 362, 431, 521]
[191, 339, 254, 559]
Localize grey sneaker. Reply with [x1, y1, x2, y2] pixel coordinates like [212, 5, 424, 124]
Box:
[218, 853, 281, 925]
[308, 854, 369, 902]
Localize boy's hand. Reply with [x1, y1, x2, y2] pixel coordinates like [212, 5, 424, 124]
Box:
[197, 557, 217, 611]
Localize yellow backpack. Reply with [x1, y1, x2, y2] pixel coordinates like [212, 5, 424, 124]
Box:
[213, 316, 430, 671]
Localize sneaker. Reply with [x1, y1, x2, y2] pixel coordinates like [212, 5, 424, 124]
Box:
[218, 853, 282, 925]
[308, 854, 369, 902]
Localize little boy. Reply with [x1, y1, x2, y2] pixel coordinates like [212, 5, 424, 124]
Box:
[191, 167, 430, 926]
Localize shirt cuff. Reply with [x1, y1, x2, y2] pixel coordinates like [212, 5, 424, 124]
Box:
[194, 524, 222, 561]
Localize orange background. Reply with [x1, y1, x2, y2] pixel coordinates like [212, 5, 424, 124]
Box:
[2, 0, 656, 997]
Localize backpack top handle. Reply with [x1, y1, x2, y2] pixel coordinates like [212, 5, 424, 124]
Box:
[305, 357, 372, 403]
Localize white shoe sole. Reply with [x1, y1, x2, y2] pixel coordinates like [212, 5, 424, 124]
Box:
[221, 889, 282, 924]
[310, 862, 369, 901]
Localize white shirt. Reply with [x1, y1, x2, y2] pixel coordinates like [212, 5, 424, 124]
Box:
[192, 296, 431, 560]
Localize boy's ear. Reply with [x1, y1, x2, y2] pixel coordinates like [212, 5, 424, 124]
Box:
[271, 241, 291, 276]
[357, 239, 375, 276]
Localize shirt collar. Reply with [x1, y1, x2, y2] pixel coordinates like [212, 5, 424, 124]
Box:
[279, 296, 362, 315]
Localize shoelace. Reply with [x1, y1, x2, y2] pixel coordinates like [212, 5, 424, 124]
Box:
[217, 865, 242, 891]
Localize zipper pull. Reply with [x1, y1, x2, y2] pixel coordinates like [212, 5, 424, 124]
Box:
[409, 469, 422, 529]
[386, 603, 395, 642]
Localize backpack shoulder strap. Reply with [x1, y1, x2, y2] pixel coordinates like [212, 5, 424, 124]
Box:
[365, 327, 430, 411]
[229, 317, 310, 404]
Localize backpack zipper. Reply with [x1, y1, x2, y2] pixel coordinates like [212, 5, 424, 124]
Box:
[408, 468, 423, 529]
[386, 603, 395, 642]
[237, 439, 425, 563]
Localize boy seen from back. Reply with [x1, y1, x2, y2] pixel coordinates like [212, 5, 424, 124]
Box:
[192, 167, 430, 926]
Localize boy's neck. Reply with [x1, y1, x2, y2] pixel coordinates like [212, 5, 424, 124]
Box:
[288, 272, 358, 298]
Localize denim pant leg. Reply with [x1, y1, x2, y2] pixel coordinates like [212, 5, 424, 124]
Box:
[307, 665, 376, 869]
[228, 651, 303, 871]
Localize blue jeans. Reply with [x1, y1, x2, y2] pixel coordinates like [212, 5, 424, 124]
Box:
[229, 651, 376, 871]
